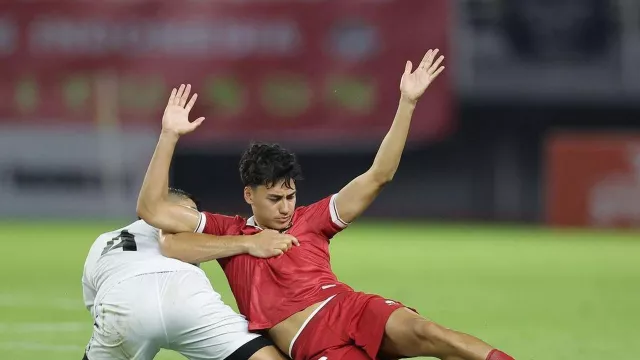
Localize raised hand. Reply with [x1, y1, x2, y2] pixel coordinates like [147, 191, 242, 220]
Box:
[248, 230, 300, 258]
[162, 84, 205, 136]
[400, 49, 445, 103]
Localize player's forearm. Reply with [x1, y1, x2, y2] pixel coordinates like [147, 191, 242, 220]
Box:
[333, 96, 416, 223]
[137, 131, 179, 222]
[368, 95, 416, 183]
[160, 233, 251, 263]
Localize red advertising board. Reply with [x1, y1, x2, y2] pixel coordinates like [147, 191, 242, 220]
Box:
[0, 1, 451, 145]
[546, 132, 640, 228]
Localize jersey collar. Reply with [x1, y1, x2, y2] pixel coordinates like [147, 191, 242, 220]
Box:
[246, 216, 262, 230]
[246, 216, 293, 233]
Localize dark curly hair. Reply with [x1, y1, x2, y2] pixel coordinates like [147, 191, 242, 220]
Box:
[168, 187, 201, 210]
[239, 142, 303, 188]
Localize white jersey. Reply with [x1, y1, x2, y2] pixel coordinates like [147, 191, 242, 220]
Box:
[82, 220, 202, 314]
[82, 220, 263, 360]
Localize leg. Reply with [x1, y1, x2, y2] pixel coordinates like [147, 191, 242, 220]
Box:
[246, 343, 288, 360]
[87, 275, 163, 360]
[380, 308, 513, 360]
[310, 345, 370, 360]
[164, 271, 285, 360]
[226, 338, 287, 360]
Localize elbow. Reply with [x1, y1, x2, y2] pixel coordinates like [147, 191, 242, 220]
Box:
[369, 168, 395, 186]
[159, 234, 180, 260]
[136, 200, 160, 225]
[136, 199, 151, 220]
[160, 233, 197, 264]
[379, 174, 394, 185]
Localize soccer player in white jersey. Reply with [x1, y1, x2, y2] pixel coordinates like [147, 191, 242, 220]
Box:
[82, 188, 298, 360]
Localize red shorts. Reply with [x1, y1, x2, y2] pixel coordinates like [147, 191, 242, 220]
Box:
[291, 291, 411, 360]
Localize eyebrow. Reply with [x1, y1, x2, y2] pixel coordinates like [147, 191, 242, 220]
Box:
[268, 192, 297, 198]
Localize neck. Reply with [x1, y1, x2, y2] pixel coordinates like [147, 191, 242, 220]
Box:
[251, 216, 292, 232]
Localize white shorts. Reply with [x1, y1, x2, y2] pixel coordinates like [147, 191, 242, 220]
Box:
[85, 270, 263, 360]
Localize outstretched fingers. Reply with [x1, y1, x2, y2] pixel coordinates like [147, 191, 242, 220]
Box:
[179, 84, 191, 107]
[429, 55, 445, 74]
[419, 49, 438, 70]
[185, 93, 198, 112]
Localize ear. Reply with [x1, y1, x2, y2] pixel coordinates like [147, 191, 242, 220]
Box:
[243, 186, 253, 205]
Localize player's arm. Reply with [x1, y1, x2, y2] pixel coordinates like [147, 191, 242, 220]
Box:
[136, 84, 205, 233]
[160, 232, 252, 264]
[335, 50, 445, 224]
[160, 229, 299, 264]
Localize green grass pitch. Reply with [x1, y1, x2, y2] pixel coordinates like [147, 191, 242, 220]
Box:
[0, 220, 638, 360]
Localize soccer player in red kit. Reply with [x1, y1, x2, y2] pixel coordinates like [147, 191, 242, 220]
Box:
[138, 49, 515, 360]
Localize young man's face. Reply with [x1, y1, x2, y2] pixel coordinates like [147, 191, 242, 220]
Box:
[244, 179, 297, 231]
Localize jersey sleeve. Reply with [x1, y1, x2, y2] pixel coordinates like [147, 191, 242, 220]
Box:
[195, 212, 237, 235]
[303, 194, 350, 240]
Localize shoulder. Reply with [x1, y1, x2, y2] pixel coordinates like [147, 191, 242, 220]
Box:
[98, 220, 155, 238]
[201, 212, 246, 224]
[295, 194, 334, 216]
[128, 220, 159, 236]
[296, 195, 344, 226]
[199, 212, 247, 234]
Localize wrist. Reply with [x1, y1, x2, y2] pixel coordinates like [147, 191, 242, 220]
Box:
[399, 94, 418, 108]
[239, 237, 254, 253]
[160, 130, 180, 142]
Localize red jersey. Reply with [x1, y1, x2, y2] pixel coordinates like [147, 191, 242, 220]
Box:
[198, 194, 353, 331]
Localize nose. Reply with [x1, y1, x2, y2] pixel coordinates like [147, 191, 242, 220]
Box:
[279, 200, 291, 214]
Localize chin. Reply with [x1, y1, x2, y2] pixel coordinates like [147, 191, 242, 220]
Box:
[270, 220, 290, 230]
[271, 223, 287, 231]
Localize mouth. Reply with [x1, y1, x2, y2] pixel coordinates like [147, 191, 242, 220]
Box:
[276, 217, 291, 223]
